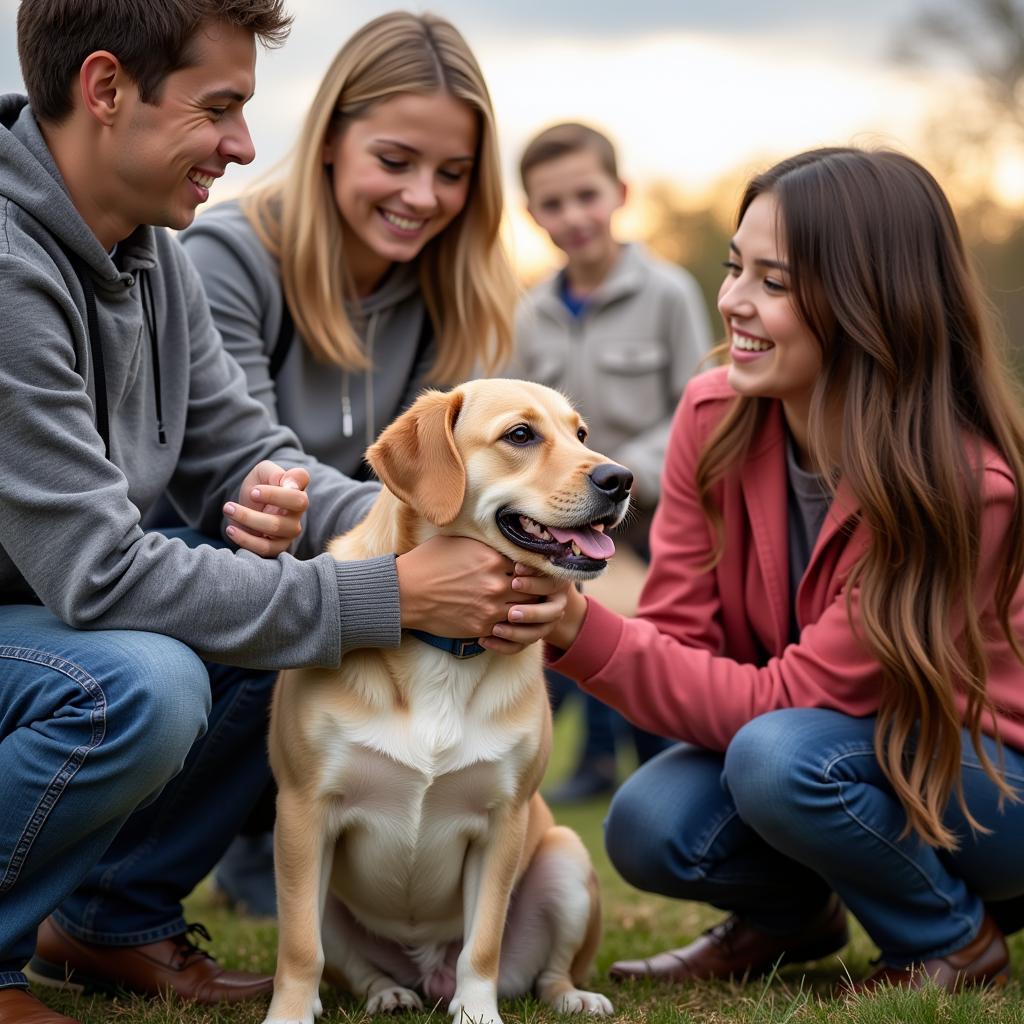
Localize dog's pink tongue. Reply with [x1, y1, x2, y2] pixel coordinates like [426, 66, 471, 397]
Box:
[547, 526, 616, 560]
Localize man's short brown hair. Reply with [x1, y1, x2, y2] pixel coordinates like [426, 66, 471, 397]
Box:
[17, 0, 293, 124]
[519, 122, 620, 193]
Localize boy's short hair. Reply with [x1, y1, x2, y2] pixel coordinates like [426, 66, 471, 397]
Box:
[519, 122, 620, 192]
[17, 0, 293, 124]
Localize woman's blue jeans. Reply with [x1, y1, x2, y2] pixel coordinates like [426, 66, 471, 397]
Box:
[604, 708, 1024, 966]
[0, 531, 277, 989]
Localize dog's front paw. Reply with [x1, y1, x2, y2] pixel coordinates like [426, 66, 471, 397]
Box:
[366, 983, 424, 1014]
[552, 989, 614, 1016]
[449, 982, 502, 1024]
[262, 993, 322, 1024]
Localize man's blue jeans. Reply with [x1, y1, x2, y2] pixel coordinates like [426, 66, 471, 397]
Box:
[0, 533, 277, 989]
[605, 708, 1024, 966]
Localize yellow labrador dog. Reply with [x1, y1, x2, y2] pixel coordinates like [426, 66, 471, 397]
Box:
[263, 379, 630, 1024]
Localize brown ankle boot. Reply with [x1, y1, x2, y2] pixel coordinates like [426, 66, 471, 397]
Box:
[27, 917, 272, 1004]
[846, 913, 1010, 994]
[0, 988, 80, 1024]
[610, 894, 849, 982]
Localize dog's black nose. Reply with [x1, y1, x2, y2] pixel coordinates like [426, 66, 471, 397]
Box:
[589, 463, 633, 503]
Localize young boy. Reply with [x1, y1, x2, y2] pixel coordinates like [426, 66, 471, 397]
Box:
[515, 122, 713, 801]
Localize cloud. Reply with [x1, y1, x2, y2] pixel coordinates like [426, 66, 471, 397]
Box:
[292, 0, 923, 45]
[553, 0, 905, 39]
[0, 0, 928, 96]
[0, 0, 946, 223]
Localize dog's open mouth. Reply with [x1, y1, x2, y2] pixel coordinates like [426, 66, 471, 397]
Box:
[497, 511, 616, 573]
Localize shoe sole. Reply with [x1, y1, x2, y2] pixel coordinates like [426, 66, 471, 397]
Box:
[840, 962, 1012, 996]
[25, 956, 123, 997]
[609, 928, 854, 983]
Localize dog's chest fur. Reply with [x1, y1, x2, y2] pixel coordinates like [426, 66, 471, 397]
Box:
[300, 641, 543, 945]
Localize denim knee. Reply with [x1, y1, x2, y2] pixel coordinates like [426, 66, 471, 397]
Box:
[105, 635, 210, 803]
[725, 711, 798, 824]
[724, 709, 842, 845]
[603, 752, 730, 892]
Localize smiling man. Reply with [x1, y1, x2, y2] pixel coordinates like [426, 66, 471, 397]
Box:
[0, 5, 298, 1021]
[0, 5, 575, 1019]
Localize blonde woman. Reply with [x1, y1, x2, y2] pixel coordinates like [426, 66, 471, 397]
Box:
[544, 148, 1024, 990]
[181, 12, 543, 915]
[182, 10, 514, 477]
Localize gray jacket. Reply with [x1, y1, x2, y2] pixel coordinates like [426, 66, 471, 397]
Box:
[512, 243, 712, 507]
[180, 200, 436, 476]
[0, 95, 400, 669]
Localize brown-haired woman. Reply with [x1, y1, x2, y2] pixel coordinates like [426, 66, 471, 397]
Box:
[543, 146, 1024, 989]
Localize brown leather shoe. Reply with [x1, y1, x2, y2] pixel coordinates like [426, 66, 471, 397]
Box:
[610, 894, 849, 983]
[848, 913, 1010, 994]
[0, 988, 79, 1024]
[26, 917, 272, 1004]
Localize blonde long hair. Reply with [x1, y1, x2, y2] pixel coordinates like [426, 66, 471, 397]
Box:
[243, 11, 515, 382]
[698, 148, 1024, 849]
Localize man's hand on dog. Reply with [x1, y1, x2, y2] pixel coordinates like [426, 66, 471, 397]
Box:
[396, 535, 569, 654]
[223, 460, 310, 558]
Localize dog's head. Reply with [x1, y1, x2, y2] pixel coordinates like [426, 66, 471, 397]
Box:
[366, 379, 632, 581]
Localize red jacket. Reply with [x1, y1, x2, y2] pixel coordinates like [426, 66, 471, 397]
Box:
[551, 366, 1024, 753]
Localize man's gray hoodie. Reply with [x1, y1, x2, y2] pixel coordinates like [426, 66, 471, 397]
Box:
[0, 95, 400, 668]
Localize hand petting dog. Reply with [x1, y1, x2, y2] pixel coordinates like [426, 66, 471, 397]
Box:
[397, 536, 570, 654]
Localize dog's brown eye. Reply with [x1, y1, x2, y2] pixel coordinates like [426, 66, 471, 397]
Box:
[577, 427, 588, 443]
[505, 424, 535, 445]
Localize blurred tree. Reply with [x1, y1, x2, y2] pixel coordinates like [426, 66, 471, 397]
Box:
[893, 0, 1024, 200]
[970, 215, 1024, 378]
[895, 0, 1024, 135]
[895, 0, 1024, 366]
[642, 179, 742, 345]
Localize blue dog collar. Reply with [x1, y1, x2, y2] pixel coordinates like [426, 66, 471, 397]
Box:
[407, 629, 487, 659]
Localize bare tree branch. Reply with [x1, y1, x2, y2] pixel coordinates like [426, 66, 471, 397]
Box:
[898, 0, 1024, 136]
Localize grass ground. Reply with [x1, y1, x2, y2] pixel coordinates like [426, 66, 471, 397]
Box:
[33, 702, 1024, 1023]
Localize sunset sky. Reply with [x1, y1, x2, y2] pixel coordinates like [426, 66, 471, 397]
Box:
[0, 0, 976, 273]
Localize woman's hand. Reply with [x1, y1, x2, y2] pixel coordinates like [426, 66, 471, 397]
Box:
[396, 537, 569, 654]
[487, 562, 570, 655]
[224, 461, 310, 558]
[537, 584, 588, 653]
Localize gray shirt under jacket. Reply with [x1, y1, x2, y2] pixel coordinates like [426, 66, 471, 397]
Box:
[785, 431, 832, 642]
[0, 95, 400, 670]
[180, 200, 437, 478]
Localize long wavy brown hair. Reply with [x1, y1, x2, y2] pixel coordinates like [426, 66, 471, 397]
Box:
[243, 11, 515, 383]
[697, 147, 1024, 849]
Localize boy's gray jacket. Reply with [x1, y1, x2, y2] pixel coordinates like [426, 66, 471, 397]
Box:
[0, 95, 400, 669]
[512, 244, 712, 508]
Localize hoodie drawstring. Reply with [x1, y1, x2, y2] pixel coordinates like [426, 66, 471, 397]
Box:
[364, 313, 378, 449]
[139, 270, 167, 446]
[63, 253, 167, 455]
[340, 373, 353, 437]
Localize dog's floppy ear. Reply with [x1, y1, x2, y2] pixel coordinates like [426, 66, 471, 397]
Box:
[367, 388, 466, 526]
